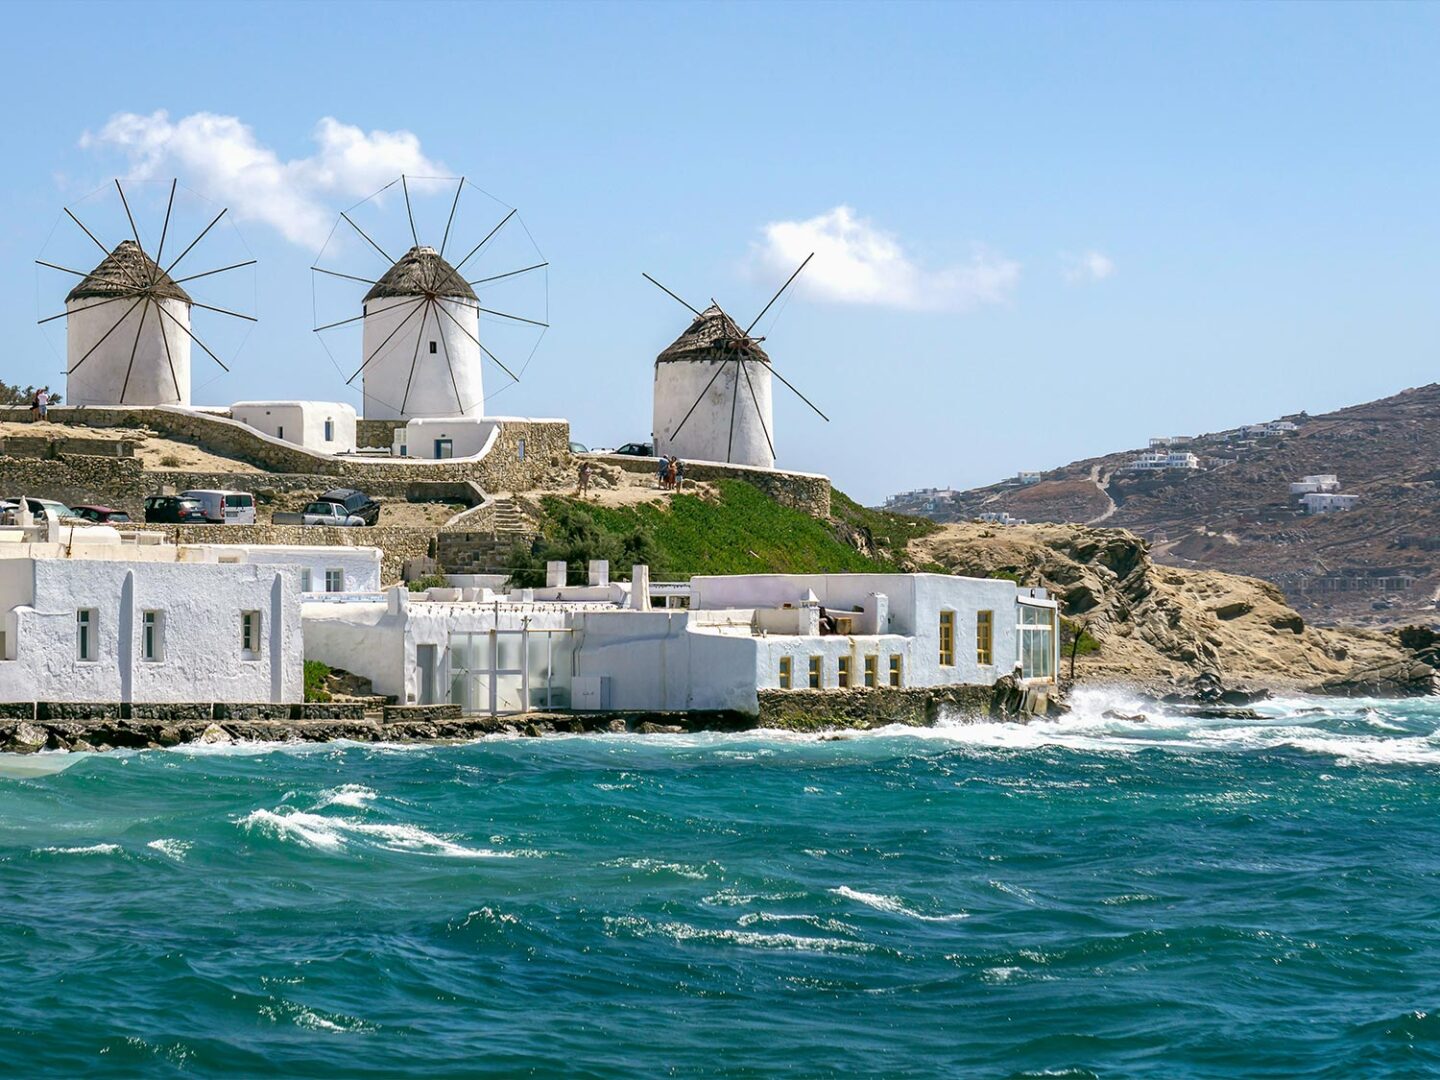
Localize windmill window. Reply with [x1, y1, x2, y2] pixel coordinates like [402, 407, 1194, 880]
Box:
[277, 426, 284, 439]
[428, 340, 437, 354]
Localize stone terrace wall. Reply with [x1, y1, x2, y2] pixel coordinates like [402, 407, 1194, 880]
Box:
[0, 406, 571, 492]
[0, 455, 146, 509]
[128, 522, 434, 585]
[591, 453, 831, 518]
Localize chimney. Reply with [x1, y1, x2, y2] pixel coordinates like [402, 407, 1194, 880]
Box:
[546, 560, 567, 589]
[588, 559, 609, 587]
[631, 564, 652, 611]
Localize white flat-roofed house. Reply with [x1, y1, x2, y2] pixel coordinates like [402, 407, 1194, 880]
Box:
[1302, 492, 1359, 514]
[302, 564, 1059, 717]
[1125, 451, 1201, 471]
[1289, 474, 1340, 495]
[0, 527, 356, 704]
[1016, 471, 1043, 485]
[231, 401, 357, 454]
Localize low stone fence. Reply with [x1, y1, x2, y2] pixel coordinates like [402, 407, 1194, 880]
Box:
[590, 453, 832, 518]
[436, 529, 538, 575]
[757, 679, 1053, 729]
[0, 436, 135, 459]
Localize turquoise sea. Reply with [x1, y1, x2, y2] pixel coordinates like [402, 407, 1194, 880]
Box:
[4, 691, 1440, 1077]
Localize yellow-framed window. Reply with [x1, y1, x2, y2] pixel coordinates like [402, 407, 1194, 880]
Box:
[808, 656, 823, 689]
[889, 654, 903, 687]
[778, 655, 792, 690]
[939, 610, 955, 666]
[977, 610, 993, 666]
[837, 656, 851, 688]
[864, 655, 878, 688]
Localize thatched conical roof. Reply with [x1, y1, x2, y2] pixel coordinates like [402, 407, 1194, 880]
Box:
[656, 304, 771, 365]
[66, 240, 192, 304]
[364, 245, 476, 302]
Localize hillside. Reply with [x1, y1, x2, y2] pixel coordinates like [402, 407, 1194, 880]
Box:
[912, 522, 1435, 696]
[910, 383, 1440, 629]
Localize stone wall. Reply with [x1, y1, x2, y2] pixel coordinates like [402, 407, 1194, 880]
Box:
[128, 522, 435, 585]
[2, 406, 571, 490]
[356, 418, 405, 450]
[0, 436, 135, 459]
[0, 455, 146, 508]
[591, 453, 831, 518]
[436, 529, 538, 575]
[756, 684, 1012, 730]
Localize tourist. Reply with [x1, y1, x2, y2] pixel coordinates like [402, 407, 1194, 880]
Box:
[675, 459, 686, 491]
[577, 461, 591, 497]
[665, 456, 677, 490]
[28, 393, 38, 422]
[657, 456, 668, 489]
[36, 387, 49, 421]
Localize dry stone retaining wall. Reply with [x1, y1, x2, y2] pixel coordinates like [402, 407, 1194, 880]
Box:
[591, 453, 831, 518]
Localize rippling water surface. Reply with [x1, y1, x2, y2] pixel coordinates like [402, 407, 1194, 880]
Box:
[5, 691, 1440, 1077]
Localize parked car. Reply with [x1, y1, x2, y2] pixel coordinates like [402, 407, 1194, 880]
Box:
[271, 501, 368, 527]
[1, 497, 86, 522]
[569, 441, 589, 454]
[70, 504, 132, 524]
[316, 488, 381, 526]
[613, 442, 655, 457]
[179, 489, 257, 525]
[144, 495, 209, 524]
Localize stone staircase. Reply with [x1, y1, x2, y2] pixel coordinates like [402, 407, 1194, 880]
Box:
[435, 496, 538, 576]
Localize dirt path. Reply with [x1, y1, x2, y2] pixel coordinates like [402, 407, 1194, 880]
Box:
[1085, 463, 1118, 524]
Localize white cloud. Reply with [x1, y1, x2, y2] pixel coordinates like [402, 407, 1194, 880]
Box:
[756, 205, 1019, 313]
[1060, 249, 1116, 284]
[79, 111, 445, 249]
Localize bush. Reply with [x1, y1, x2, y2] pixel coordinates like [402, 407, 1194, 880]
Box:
[159, 453, 183, 468]
[507, 502, 658, 587]
[303, 660, 332, 702]
[407, 573, 448, 592]
[0, 381, 61, 407]
[1061, 618, 1101, 656]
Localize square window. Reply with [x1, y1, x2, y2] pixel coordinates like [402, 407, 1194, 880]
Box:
[325, 569, 344, 593]
[76, 608, 97, 662]
[241, 611, 261, 659]
[864, 655, 878, 688]
[808, 656, 822, 689]
[778, 656, 792, 690]
[142, 610, 164, 662]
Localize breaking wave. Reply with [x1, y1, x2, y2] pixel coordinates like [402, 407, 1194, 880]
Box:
[831, 886, 970, 922]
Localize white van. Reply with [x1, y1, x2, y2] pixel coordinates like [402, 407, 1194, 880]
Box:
[179, 489, 256, 525]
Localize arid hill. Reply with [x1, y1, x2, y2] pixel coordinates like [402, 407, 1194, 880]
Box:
[911, 522, 1436, 696]
[922, 383, 1440, 629]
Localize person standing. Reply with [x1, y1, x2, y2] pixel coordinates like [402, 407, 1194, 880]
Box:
[657, 456, 668, 489]
[577, 461, 592, 497]
[675, 459, 686, 491]
[36, 387, 49, 421]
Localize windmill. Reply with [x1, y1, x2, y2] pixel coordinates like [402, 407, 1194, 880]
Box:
[645, 254, 827, 470]
[310, 175, 549, 421]
[36, 179, 256, 407]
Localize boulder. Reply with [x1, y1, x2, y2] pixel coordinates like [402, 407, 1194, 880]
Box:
[5, 721, 50, 754]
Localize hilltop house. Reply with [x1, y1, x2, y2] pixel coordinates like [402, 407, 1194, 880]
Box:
[1302, 492, 1359, 514]
[1290, 474, 1340, 495]
[1124, 451, 1201, 472]
[303, 562, 1059, 716]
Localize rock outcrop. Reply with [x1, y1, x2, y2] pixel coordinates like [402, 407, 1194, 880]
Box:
[913, 522, 1437, 697]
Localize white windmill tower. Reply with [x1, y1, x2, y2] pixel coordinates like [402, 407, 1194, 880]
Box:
[646, 255, 826, 469]
[312, 176, 549, 422]
[359, 246, 484, 420]
[38, 180, 255, 407]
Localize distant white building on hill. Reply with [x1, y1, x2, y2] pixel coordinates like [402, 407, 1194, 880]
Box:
[231, 401, 357, 454]
[1302, 492, 1359, 515]
[1016, 471, 1043, 485]
[1289, 474, 1340, 495]
[1124, 451, 1201, 472]
[977, 511, 1027, 526]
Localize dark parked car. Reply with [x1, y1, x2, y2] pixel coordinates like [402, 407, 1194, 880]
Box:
[317, 488, 381, 526]
[71, 504, 132, 524]
[613, 442, 654, 457]
[144, 495, 208, 524]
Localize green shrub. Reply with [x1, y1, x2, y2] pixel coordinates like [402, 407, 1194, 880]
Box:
[407, 574, 448, 592]
[303, 660, 332, 702]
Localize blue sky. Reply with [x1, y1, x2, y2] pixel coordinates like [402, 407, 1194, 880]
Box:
[3, 1, 1437, 503]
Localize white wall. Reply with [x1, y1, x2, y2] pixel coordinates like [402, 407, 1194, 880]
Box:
[654, 358, 775, 469]
[362, 296, 484, 420]
[231, 401, 357, 454]
[182, 544, 382, 595]
[67, 296, 191, 407]
[0, 557, 301, 703]
[397, 417, 500, 460]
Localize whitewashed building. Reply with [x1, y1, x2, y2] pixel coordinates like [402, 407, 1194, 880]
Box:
[1289, 474, 1340, 495]
[1302, 492, 1359, 514]
[231, 401, 357, 454]
[1125, 451, 1201, 471]
[303, 563, 1059, 716]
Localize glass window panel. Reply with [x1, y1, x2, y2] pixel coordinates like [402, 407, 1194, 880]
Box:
[496, 632, 523, 671]
[495, 673, 524, 713]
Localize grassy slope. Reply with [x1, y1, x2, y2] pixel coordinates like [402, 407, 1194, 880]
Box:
[539, 479, 928, 579]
